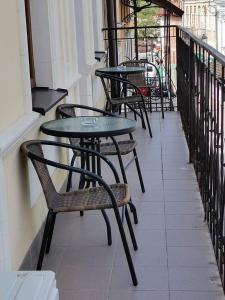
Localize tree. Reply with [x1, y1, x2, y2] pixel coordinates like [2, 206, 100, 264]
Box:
[136, 1, 160, 37]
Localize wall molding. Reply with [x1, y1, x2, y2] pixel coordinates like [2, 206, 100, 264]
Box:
[0, 158, 10, 271]
[0, 113, 39, 157]
[0, 112, 39, 271]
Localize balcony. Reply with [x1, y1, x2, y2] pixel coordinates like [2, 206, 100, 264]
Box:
[40, 111, 224, 299]
[22, 25, 225, 298]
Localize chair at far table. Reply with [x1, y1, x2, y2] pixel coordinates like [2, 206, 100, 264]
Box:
[120, 59, 164, 118]
[21, 140, 138, 286]
[95, 71, 152, 138]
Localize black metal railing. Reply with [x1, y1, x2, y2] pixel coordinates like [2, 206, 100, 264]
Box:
[103, 23, 225, 290]
[177, 26, 225, 291]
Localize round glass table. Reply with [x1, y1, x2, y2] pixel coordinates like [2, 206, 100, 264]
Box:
[40, 116, 137, 138]
[96, 66, 145, 76]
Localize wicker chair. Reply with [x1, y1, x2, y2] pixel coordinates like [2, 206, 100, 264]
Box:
[21, 140, 138, 286]
[95, 71, 153, 138]
[120, 60, 164, 118]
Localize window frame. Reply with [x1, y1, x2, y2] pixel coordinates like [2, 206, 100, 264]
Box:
[24, 0, 36, 88]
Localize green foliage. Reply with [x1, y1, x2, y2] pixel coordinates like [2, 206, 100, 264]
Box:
[136, 1, 160, 37]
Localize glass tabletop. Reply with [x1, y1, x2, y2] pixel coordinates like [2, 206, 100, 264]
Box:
[40, 116, 137, 138]
[96, 66, 145, 75]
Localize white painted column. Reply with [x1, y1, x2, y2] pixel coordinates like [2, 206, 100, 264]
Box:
[92, 0, 105, 50]
[29, 0, 54, 87]
[0, 0, 38, 271]
[53, 0, 80, 103]
[82, 0, 95, 66]
[0, 157, 11, 271]
[0, 112, 38, 271]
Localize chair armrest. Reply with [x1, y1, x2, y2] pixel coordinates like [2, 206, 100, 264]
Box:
[24, 140, 120, 183]
[72, 104, 116, 117]
[57, 104, 116, 118]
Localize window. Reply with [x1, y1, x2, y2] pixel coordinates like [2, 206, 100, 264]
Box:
[23, 0, 68, 115]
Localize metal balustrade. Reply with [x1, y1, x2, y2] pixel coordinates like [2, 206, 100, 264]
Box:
[103, 23, 225, 291]
[177, 26, 225, 291]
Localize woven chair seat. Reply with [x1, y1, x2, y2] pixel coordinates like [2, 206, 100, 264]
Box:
[111, 95, 142, 105]
[53, 183, 130, 213]
[71, 140, 137, 157]
[100, 140, 137, 155]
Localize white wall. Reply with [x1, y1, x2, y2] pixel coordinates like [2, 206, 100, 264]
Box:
[74, 0, 105, 106]
[0, 0, 106, 270]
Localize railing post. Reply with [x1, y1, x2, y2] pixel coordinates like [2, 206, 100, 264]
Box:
[188, 38, 194, 164]
[134, 0, 138, 60]
[176, 26, 180, 111]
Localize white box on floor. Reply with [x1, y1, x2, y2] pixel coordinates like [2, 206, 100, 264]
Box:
[0, 271, 58, 300]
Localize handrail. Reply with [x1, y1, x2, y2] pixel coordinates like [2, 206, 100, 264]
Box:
[178, 26, 225, 66]
[102, 25, 177, 31]
[177, 23, 225, 292]
[103, 24, 225, 66]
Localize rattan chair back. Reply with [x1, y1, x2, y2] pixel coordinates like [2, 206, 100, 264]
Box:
[120, 60, 146, 87]
[22, 141, 58, 209]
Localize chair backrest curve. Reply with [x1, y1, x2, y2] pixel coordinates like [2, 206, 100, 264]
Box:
[22, 141, 58, 209]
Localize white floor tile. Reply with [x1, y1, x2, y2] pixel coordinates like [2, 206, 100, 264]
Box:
[169, 267, 223, 291]
[167, 229, 211, 246]
[168, 246, 216, 267]
[43, 112, 224, 299]
[170, 291, 225, 300]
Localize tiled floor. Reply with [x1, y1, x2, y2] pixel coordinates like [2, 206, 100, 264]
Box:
[43, 112, 225, 299]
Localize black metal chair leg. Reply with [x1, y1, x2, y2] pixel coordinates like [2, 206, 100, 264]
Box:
[37, 210, 54, 270]
[110, 136, 128, 185]
[121, 206, 125, 223]
[128, 132, 145, 194]
[66, 172, 72, 192]
[110, 136, 137, 223]
[79, 176, 85, 216]
[125, 206, 138, 251]
[45, 212, 56, 254]
[149, 93, 153, 113]
[128, 202, 138, 224]
[79, 151, 86, 216]
[113, 205, 138, 286]
[101, 209, 112, 245]
[160, 92, 164, 119]
[66, 154, 76, 192]
[138, 103, 146, 129]
[142, 101, 152, 138]
[124, 104, 127, 118]
[79, 174, 85, 189]
[133, 148, 145, 193]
